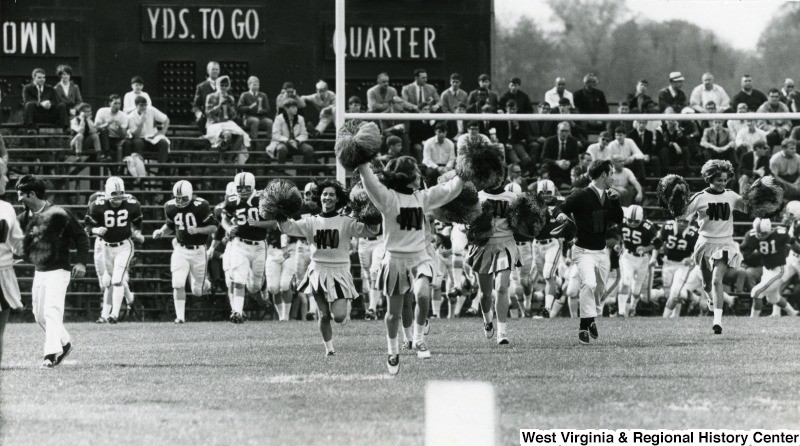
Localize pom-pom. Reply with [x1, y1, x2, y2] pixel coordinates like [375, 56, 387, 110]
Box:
[745, 175, 785, 219]
[348, 181, 382, 225]
[431, 171, 481, 224]
[335, 120, 382, 170]
[466, 201, 495, 246]
[455, 139, 505, 191]
[258, 179, 302, 222]
[657, 174, 690, 218]
[507, 193, 548, 239]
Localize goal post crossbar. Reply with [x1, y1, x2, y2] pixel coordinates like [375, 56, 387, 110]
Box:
[342, 112, 800, 122]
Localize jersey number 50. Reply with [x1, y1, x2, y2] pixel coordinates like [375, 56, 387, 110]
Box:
[104, 210, 128, 227]
[234, 208, 259, 225]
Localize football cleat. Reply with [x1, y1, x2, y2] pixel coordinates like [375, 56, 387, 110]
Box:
[233, 172, 256, 199]
[465, 307, 478, 317]
[41, 355, 56, 369]
[401, 340, 413, 351]
[588, 322, 599, 339]
[104, 176, 126, 205]
[55, 343, 72, 365]
[305, 312, 316, 321]
[415, 341, 432, 359]
[172, 180, 193, 208]
[713, 324, 722, 335]
[541, 308, 550, 319]
[107, 316, 118, 324]
[578, 330, 590, 344]
[326, 350, 336, 357]
[95, 317, 107, 324]
[386, 354, 400, 375]
[497, 336, 510, 345]
[364, 309, 376, 321]
[483, 322, 494, 339]
[174, 319, 185, 324]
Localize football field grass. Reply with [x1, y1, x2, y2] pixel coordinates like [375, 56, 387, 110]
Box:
[2, 316, 799, 446]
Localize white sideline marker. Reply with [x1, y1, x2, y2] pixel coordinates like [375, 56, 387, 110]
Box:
[425, 381, 496, 446]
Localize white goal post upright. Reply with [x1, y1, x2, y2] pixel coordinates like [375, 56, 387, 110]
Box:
[335, 0, 347, 183]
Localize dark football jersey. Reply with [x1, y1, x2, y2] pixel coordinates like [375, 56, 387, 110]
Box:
[658, 221, 699, 262]
[536, 199, 575, 241]
[85, 195, 143, 243]
[165, 197, 215, 246]
[621, 219, 659, 255]
[742, 227, 791, 269]
[212, 201, 227, 242]
[224, 193, 267, 242]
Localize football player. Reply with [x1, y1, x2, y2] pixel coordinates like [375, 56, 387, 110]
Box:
[618, 205, 661, 317]
[152, 180, 216, 324]
[742, 218, 800, 317]
[659, 216, 700, 318]
[88, 190, 135, 323]
[208, 182, 238, 316]
[221, 172, 268, 323]
[85, 177, 144, 324]
[532, 179, 575, 318]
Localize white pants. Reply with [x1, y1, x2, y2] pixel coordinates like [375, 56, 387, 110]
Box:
[752, 262, 800, 304]
[533, 239, 561, 280]
[32, 269, 72, 357]
[572, 246, 610, 318]
[229, 239, 266, 293]
[358, 238, 382, 293]
[171, 241, 208, 296]
[103, 240, 134, 287]
[619, 252, 650, 296]
[266, 245, 296, 294]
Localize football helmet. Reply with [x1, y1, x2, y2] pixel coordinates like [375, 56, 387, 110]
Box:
[786, 201, 800, 219]
[536, 179, 556, 195]
[105, 176, 126, 205]
[234, 172, 255, 199]
[625, 204, 644, 227]
[753, 218, 772, 239]
[173, 180, 193, 208]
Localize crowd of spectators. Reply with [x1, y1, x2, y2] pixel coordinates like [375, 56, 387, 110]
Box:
[12, 62, 800, 204]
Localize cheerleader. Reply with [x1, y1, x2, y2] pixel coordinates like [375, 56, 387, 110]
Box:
[358, 157, 463, 375]
[467, 173, 522, 344]
[681, 160, 747, 334]
[277, 180, 379, 356]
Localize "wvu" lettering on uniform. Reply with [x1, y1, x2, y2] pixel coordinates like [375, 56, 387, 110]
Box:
[487, 199, 509, 218]
[396, 207, 423, 231]
[706, 202, 730, 221]
[314, 229, 340, 249]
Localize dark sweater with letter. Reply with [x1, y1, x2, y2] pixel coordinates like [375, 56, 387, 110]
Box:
[18, 203, 90, 272]
[561, 185, 623, 250]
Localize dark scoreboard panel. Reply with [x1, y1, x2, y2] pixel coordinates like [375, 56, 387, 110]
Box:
[0, 0, 492, 122]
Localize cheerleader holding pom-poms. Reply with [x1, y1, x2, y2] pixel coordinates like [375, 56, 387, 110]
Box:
[263, 179, 380, 357]
[660, 160, 765, 335]
[356, 157, 463, 375]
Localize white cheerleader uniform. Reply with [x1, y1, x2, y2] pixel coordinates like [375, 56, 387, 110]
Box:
[279, 211, 378, 302]
[466, 187, 520, 274]
[359, 165, 463, 296]
[682, 187, 746, 269]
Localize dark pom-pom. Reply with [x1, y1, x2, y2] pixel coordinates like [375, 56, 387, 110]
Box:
[466, 201, 495, 246]
[745, 175, 785, 219]
[657, 174, 690, 218]
[335, 119, 382, 170]
[431, 171, 481, 224]
[507, 193, 548, 239]
[455, 139, 505, 191]
[258, 179, 302, 222]
[348, 182, 382, 225]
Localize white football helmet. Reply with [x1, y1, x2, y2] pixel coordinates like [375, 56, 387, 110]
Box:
[786, 201, 800, 219]
[536, 179, 556, 195]
[625, 205, 644, 227]
[234, 172, 256, 199]
[105, 176, 126, 205]
[173, 180, 193, 208]
[753, 218, 772, 238]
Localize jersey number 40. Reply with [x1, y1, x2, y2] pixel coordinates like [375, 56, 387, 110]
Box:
[174, 213, 197, 230]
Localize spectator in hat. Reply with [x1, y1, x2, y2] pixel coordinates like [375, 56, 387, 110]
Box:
[572, 73, 609, 131]
[657, 72, 691, 113]
[756, 88, 792, 148]
[627, 79, 652, 113]
[276, 82, 307, 114]
[731, 74, 768, 114]
[498, 77, 533, 115]
[690, 72, 731, 113]
[544, 77, 573, 108]
[700, 119, 735, 164]
[468, 74, 499, 110]
[401, 68, 440, 112]
[440, 73, 469, 113]
[192, 61, 220, 131]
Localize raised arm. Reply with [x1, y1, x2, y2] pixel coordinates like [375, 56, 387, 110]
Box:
[358, 163, 396, 214]
[422, 175, 464, 210]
